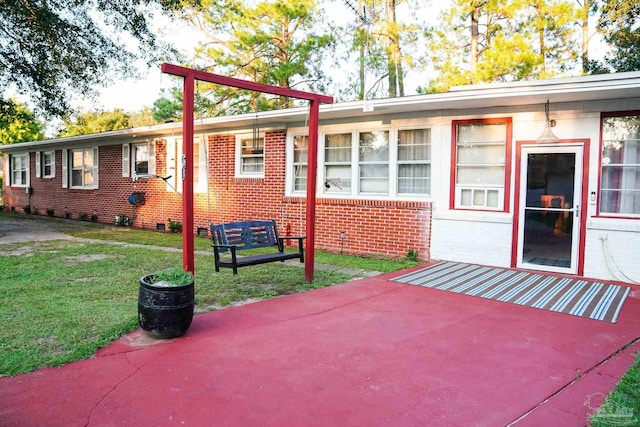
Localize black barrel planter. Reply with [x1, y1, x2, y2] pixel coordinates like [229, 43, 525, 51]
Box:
[138, 273, 195, 339]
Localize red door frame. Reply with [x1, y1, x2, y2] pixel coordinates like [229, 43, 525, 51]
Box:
[161, 63, 334, 282]
[511, 139, 590, 276]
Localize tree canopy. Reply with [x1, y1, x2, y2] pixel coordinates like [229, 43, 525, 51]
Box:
[0, 0, 198, 118]
[0, 99, 45, 145]
[2, 0, 638, 134]
[423, 0, 583, 93]
[180, 0, 335, 114]
[595, 0, 640, 72]
[58, 108, 159, 137]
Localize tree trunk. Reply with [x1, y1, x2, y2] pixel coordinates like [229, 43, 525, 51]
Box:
[470, 5, 480, 82]
[360, 31, 366, 100]
[386, 0, 398, 98]
[535, 4, 546, 75]
[358, 0, 365, 100]
[397, 43, 405, 97]
[580, 0, 590, 74]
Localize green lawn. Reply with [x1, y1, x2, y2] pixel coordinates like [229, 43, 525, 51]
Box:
[590, 352, 640, 426]
[0, 214, 417, 376]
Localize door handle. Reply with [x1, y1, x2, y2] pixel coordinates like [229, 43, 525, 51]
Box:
[575, 204, 579, 218]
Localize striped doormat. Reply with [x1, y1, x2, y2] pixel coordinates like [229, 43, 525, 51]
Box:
[392, 261, 631, 323]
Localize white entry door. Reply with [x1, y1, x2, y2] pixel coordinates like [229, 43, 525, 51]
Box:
[516, 145, 583, 274]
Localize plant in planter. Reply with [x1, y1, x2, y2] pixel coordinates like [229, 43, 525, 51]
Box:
[23, 205, 31, 214]
[138, 267, 195, 339]
[79, 212, 89, 221]
[46, 208, 55, 217]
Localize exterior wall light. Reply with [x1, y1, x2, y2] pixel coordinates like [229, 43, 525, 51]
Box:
[536, 99, 560, 143]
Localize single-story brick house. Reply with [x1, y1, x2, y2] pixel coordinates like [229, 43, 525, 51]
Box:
[3, 71, 640, 283]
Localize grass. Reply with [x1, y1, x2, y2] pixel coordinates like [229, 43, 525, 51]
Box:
[0, 213, 418, 376]
[590, 352, 640, 426]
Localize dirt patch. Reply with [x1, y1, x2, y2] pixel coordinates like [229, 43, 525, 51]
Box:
[2, 247, 37, 257]
[64, 254, 113, 263]
[201, 297, 264, 312]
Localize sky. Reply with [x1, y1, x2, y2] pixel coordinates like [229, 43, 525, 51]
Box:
[78, 15, 203, 113]
[85, 1, 438, 113]
[84, 1, 604, 114]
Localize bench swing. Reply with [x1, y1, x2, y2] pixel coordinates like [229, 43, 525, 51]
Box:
[161, 63, 332, 282]
[203, 104, 306, 274]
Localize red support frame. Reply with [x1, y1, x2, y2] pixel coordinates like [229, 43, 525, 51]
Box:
[161, 63, 334, 282]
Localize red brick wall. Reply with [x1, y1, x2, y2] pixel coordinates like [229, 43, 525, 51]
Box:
[3, 130, 433, 260]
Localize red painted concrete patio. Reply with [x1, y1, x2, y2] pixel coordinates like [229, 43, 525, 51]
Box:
[1, 270, 639, 426]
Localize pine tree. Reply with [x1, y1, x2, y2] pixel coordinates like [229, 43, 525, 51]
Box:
[181, 0, 334, 114]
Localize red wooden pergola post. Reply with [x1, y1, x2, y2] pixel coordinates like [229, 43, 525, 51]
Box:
[161, 63, 333, 282]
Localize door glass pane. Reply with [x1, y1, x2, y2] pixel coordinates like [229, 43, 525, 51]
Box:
[522, 153, 575, 269]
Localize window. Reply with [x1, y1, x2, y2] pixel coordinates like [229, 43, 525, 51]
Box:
[69, 148, 98, 189]
[398, 129, 431, 195]
[288, 126, 432, 198]
[293, 135, 308, 192]
[166, 136, 208, 193]
[36, 151, 55, 178]
[123, 142, 156, 178]
[453, 119, 511, 211]
[237, 134, 264, 176]
[10, 154, 29, 187]
[42, 151, 55, 178]
[324, 133, 352, 193]
[359, 131, 389, 194]
[133, 144, 149, 175]
[600, 113, 640, 216]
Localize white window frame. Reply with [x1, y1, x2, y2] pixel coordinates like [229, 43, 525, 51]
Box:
[323, 132, 353, 195]
[291, 134, 308, 194]
[41, 151, 55, 178]
[69, 147, 99, 189]
[123, 141, 156, 179]
[236, 133, 265, 178]
[166, 136, 208, 193]
[397, 128, 431, 196]
[10, 153, 29, 187]
[358, 130, 390, 195]
[599, 113, 640, 217]
[286, 124, 433, 200]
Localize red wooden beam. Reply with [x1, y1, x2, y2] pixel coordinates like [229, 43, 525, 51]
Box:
[161, 63, 334, 282]
[162, 63, 333, 104]
[305, 101, 320, 283]
[181, 72, 195, 274]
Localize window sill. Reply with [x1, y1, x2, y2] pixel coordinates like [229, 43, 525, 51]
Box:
[235, 175, 265, 180]
[591, 215, 640, 221]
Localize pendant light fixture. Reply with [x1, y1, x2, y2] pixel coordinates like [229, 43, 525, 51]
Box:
[536, 99, 560, 143]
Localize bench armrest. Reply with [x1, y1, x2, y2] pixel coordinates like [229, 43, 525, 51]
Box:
[212, 244, 238, 272]
[278, 236, 305, 260]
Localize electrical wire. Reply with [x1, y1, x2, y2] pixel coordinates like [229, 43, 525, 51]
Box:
[600, 237, 640, 284]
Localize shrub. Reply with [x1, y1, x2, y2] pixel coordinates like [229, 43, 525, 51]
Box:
[168, 218, 182, 233]
[114, 213, 130, 226]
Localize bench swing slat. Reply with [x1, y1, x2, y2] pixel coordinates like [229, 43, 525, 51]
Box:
[210, 220, 305, 274]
